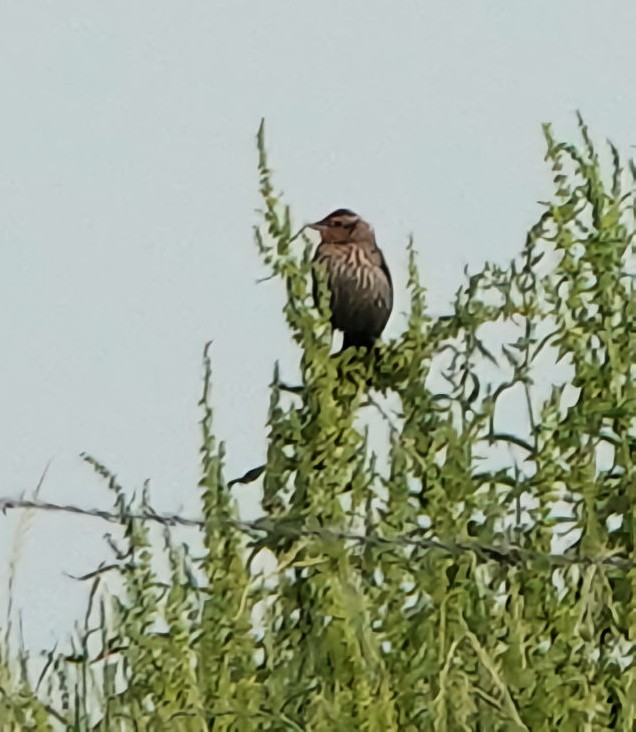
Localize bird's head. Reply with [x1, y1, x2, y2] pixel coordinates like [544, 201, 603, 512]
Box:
[308, 209, 374, 244]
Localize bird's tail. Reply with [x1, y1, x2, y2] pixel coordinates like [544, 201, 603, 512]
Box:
[342, 333, 376, 352]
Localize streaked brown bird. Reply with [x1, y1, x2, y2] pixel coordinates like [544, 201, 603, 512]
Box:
[309, 209, 393, 350]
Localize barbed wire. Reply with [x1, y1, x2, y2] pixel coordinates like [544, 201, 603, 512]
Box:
[1, 495, 635, 571]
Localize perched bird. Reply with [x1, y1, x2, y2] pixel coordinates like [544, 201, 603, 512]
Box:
[309, 209, 393, 350]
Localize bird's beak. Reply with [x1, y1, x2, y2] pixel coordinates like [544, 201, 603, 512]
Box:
[307, 220, 326, 231]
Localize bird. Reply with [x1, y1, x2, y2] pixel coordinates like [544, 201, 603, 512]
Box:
[308, 209, 393, 351]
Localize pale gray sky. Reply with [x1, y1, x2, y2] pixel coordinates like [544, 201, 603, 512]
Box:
[1, 2, 635, 651]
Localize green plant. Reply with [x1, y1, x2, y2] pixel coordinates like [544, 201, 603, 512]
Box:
[1, 115, 634, 730]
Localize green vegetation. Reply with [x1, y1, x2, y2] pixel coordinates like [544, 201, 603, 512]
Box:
[1, 116, 635, 729]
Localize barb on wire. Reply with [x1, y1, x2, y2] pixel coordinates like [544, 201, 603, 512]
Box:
[1, 495, 635, 571]
[0, 497, 203, 527]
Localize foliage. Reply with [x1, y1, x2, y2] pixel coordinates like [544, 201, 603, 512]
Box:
[1, 115, 635, 730]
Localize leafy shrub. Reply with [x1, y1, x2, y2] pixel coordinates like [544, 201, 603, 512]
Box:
[1, 115, 635, 730]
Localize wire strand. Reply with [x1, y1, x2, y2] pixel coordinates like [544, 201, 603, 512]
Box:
[1, 495, 633, 571]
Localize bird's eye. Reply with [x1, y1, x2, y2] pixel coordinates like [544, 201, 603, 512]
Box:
[332, 220, 342, 227]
